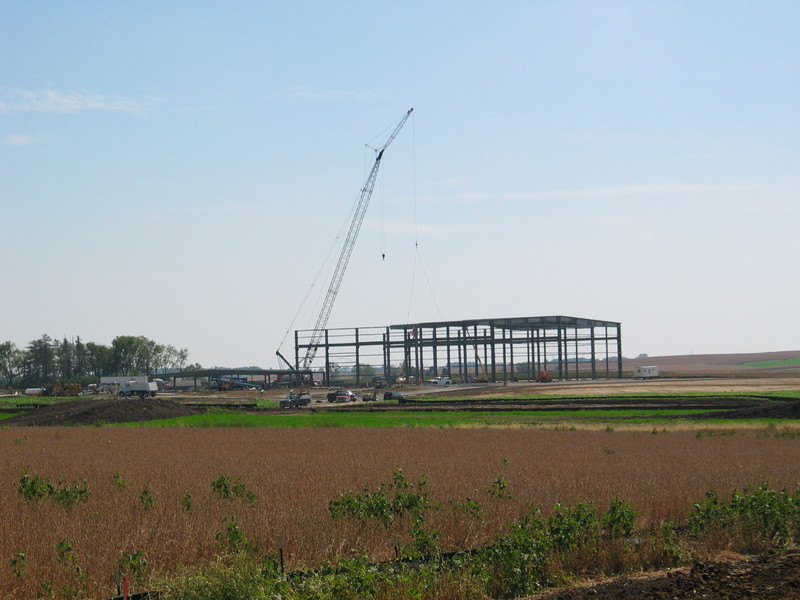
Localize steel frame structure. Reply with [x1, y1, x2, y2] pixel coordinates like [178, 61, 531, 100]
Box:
[293, 315, 622, 386]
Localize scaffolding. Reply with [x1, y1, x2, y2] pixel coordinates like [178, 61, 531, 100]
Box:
[294, 315, 622, 386]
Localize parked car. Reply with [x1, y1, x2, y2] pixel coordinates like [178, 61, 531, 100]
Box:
[383, 391, 405, 401]
[152, 378, 170, 390]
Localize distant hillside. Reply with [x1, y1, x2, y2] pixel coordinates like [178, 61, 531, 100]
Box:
[621, 350, 800, 375]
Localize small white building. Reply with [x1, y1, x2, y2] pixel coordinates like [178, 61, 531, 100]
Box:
[633, 366, 660, 380]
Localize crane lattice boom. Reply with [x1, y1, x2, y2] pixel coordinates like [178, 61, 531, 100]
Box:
[297, 108, 413, 370]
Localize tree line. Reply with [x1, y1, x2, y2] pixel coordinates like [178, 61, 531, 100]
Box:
[0, 335, 197, 389]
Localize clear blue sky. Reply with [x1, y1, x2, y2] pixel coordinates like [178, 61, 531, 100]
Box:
[2, 2, 798, 368]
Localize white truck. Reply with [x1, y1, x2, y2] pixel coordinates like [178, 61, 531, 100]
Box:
[119, 381, 158, 398]
[427, 377, 453, 385]
[100, 376, 158, 398]
[633, 366, 660, 380]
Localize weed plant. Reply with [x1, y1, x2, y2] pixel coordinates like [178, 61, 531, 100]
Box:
[156, 480, 800, 600]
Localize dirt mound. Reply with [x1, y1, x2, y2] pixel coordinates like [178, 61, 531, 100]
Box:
[4, 397, 200, 426]
[535, 549, 800, 599]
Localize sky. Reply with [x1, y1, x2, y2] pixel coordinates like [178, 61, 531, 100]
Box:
[1, 1, 798, 369]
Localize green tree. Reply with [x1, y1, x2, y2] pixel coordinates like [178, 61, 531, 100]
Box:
[56, 337, 74, 380]
[22, 335, 56, 386]
[111, 335, 159, 375]
[161, 345, 189, 373]
[0, 341, 21, 387]
[73, 337, 89, 379]
[85, 342, 113, 377]
[356, 363, 376, 377]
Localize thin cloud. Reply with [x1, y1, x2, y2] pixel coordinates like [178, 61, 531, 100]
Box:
[0, 89, 139, 113]
[425, 183, 787, 203]
[363, 217, 475, 236]
[286, 87, 376, 101]
[3, 133, 45, 146]
[548, 183, 785, 197]
[134, 201, 265, 222]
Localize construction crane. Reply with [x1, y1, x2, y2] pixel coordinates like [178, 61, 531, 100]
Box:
[278, 108, 413, 372]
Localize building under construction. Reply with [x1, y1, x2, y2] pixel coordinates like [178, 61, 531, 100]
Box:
[275, 114, 622, 387]
[291, 315, 622, 386]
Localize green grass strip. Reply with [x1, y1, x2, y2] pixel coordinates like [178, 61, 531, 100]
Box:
[738, 358, 800, 368]
[124, 408, 724, 428]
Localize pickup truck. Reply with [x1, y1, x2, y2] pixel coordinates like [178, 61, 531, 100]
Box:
[280, 393, 311, 408]
[335, 390, 357, 403]
[327, 389, 357, 403]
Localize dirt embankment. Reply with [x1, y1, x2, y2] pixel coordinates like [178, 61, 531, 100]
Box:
[3, 397, 199, 426]
[533, 549, 800, 600]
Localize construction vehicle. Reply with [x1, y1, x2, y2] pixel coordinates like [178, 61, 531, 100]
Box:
[537, 371, 553, 383]
[43, 383, 83, 397]
[277, 109, 414, 375]
[100, 375, 158, 398]
[118, 380, 158, 398]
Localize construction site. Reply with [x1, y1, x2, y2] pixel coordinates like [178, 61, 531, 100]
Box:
[268, 109, 623, 388]
[290, 315, 622, 386]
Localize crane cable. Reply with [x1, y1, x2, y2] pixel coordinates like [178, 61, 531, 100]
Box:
[279, 109, 411, 358]
[407, 113, 442, 321]
[379, 156, 386, 260]
[276, 186, 361, 354]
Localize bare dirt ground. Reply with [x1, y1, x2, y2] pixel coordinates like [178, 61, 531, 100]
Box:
[623, 349, 800, 376]
[2, 396, 200, 426]
[5, 374, 800, 426]
[532, 549, 800, 600]
[4, 356, 800, 597]
[407, 374, 800, 400]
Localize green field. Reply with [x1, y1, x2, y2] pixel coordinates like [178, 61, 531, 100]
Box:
[4, 391, 800, 428]
[0, 396, 71, 408]
[125, 407, 723, 428]
[739, 357, 800, 368]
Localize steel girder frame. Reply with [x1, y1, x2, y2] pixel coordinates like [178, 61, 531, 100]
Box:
[294, 315, 622, 384]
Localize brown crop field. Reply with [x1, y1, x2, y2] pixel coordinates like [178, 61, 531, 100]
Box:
[3, 426, 800, 598]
